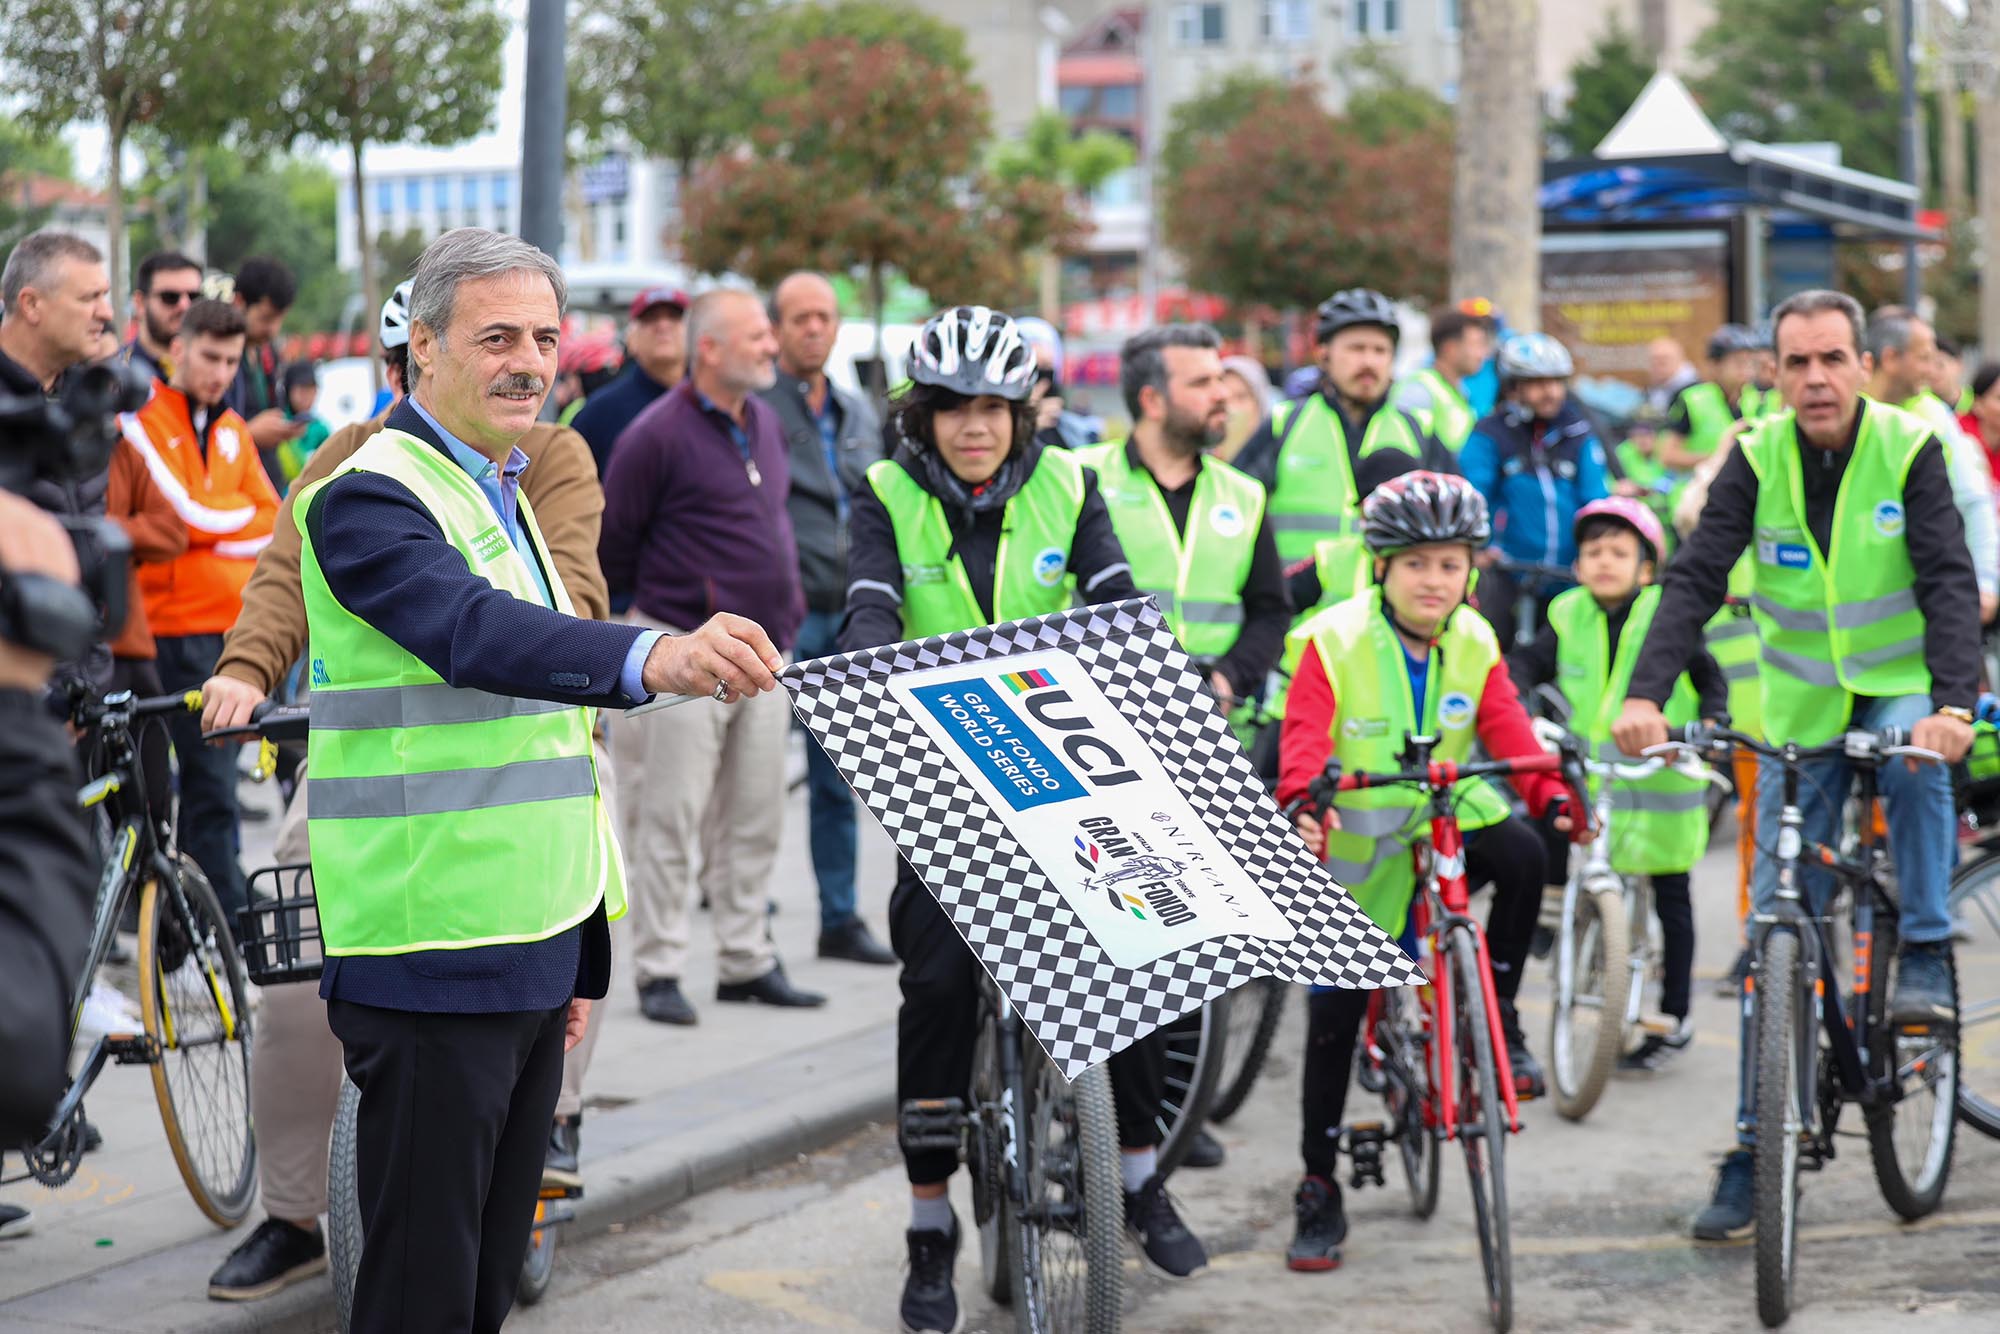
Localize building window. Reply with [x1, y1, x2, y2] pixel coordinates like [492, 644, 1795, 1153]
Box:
[463, 175, 482, 211]
[431, 176, 449, 212]
[1100, 84, 1138, 118]
[1354, 0, 1401, 35]
[1173, 3, 1225, 46]
[491, 173, 511, 210]
[1060, 85, 1093, 117]
[1440, 0, 1459, 30]
[403, 177, 421, 212]
[375, 180, 393, 219]
[1261, 0, 1310, 42]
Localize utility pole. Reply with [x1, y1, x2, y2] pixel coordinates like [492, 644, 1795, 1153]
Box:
[1899, 0, 1923, 307]
[521, 0, 568, 418]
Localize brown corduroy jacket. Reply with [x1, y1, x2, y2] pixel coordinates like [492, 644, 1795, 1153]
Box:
[213, 407, 611, 694]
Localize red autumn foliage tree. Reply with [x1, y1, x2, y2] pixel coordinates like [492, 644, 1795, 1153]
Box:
[1161, 81, 1452, 312]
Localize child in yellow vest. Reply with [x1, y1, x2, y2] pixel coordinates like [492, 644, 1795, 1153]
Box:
[1508, 497, 1729, 1068]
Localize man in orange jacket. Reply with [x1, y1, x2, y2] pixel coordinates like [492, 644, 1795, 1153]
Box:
[121, 297, 278, 915]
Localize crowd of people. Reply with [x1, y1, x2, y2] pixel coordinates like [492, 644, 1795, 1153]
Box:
[0, 219, 1986, 1334]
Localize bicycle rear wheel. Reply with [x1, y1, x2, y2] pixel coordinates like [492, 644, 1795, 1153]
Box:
[1210, 979, 1288, 1123]
[1549, 885, 1628, 1122]
[1752, 929, 1806, 1329]
[1866, 916, 1958, 1220]
[1450, 930, 1512, 1333]
[1154, 997, 1228, 1173]
[330, 1075, 362, 1333]
[971, 1007, 1013, 1306]
[1947, 852, 2000, 1138]
[137, 856, 256, 1226]
[517, 1198, 558, 1305]
[1012, 1052, 1123, 1333]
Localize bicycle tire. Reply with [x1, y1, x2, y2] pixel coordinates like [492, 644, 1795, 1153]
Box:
[1451, 931, 1512, 1333]
[1012, 1055, 1123, 1333]
[971, 1009, 1013, 1306]
[1752, 929, 1805, 1329]
[1155, 996, 1228, 1175]
[330, 1075, 362, 1334]
[1209, 979, 1288, 1123]
[1866, 933, 1958, 1220]
[1382, 987, 1441, 1219]
[1946, 852, 2000, 1138]
[1549, 886, 1629, 1123]
[137, 858, 256, 1227]
[517, 1198, 558, 1305]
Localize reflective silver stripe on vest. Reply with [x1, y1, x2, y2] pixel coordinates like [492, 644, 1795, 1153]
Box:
[1761, 643, 1842, 688]
[1180, 600, 1245, 625]
[1271, 513, 1356, 535]
[309, 756, 598, 820]
[313, 683, 571, 731]
[1608, 785, 1707, 815]
[1721, 660, 1759, 683]
[1832, 588, 1919, 631]
[1331, 803, 1413, 838]
[1323, 853, 1378, 884]
[1843, 635, 1926, 674]
[1705, 618, 1757, 643]
[1751, 594, 1829, 634]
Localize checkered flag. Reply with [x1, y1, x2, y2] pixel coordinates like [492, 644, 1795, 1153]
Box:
[783, 598, 1424, 1078]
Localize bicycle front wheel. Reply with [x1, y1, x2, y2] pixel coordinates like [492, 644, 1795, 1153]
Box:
[1012, 1053, 1123, 1333]
[1866, 925, 1958, 1220]
[329, 1075, 362, 1333]
[1380, 987, 1441, 1219]
[137, 856, 256, 1226]
[1947, 852, 2000, 1138]
[1549, 885, 1629, 1122]
[1752, 929, 1806, 1329]
[1154, 997, 1228, 1174]
[1450, 930, 1512, 1333]
[516, 1198, 559, 1305]
[1210, 979, 1288, 1124]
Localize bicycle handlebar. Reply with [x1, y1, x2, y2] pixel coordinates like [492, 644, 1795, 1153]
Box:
[200, 700, 310, 744]
[1643, 722, 1941, 768]
[1330, 749, 1565, 793]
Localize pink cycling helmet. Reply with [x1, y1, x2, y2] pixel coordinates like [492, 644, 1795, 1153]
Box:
[1573, 496, 1666, 566]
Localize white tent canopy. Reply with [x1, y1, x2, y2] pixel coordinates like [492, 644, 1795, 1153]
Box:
[1593, 71, 1729, 158]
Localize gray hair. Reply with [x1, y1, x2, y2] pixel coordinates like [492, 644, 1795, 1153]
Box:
[407, 227, 567, 361]
[1864, 310, 1916, 360]
[1771, 289, 1865, 358]
[2, 230, 103, 314]
[686, 287, 757, 364]
[1120, 323, 1221, 419]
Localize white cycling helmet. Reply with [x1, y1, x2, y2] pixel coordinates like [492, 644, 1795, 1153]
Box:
[379, 280, 413, 350]
[908, 306, 1038, 402]
[1497, 331, 1573, 381]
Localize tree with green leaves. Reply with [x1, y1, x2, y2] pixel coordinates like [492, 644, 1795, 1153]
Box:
[1159, 70, 1290, 186]
[1549, 17, 1655, 156]
[1691, 0, 1898, 179]
[991, 109, 1134, 321]
[570, 0, 772, 199]
[0, 113, 76, 253]
[1337, 47, 1455, 146]
[682, 33, 1081, 367]
[275, 0, 505, 377]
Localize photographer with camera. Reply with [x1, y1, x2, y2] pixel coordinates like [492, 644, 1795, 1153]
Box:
[0, 489, 100, 1239]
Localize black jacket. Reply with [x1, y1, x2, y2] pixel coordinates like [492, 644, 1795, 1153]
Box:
[758, 373, 883, 613]
[0, 690, 95, 1143]
[839, 436, 1136, 653]
[1233, 383, 1457, 490]
[1629, 404, 1981, 711]
[1509, 593, 1730, 721]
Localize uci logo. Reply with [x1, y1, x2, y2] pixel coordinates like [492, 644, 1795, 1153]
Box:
[1873, 501, 1905, 538]
[1033, 547, 1068, 588]
[1209, 504, 1245, 539]
[1437, 691, 1476, 730]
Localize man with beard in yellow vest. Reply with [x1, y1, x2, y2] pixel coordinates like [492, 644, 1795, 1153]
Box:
[292, 229, 783, 1332]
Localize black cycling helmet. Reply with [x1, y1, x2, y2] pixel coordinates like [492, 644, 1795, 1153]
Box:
[1707, 323, 1758, 361]
[907, 305, 1038, 402]
[1362, 470, 1491, 555]
[1314, 288, 1400, 346]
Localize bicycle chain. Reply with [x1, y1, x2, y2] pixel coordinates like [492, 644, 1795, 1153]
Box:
[22, 1102, 86, 1188]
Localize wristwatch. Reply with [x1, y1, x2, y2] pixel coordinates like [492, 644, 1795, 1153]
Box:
[1936, 705, 1975, 724]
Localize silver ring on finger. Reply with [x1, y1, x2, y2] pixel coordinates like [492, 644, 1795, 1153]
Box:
[712, 679, 731, 702]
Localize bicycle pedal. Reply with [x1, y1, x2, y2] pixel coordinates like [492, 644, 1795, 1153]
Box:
[898, 1097, 967, 1152]
[1340, 1122, 1388, 1190]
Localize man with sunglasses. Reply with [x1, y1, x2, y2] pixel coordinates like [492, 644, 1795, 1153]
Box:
[122, 251, 205, 387]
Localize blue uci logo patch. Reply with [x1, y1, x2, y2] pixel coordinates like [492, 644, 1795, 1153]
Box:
[907, 679, 1087, 811]
[1873, 500, 1906, 538]
[1033, 547, 1069, 588]
[1437, 691, 1476, 730]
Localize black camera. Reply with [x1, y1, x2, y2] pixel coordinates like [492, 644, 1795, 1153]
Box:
[0, 360, 150, 662]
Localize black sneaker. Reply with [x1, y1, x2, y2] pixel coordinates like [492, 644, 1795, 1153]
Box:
[1124, 1172, 1208, 1278]
[900, 1212, 962, 1334]
[544, 1116, 581, 1192]
[1286, 1175, 1347, 1271]
[638, 978, 698, 1026]
[1618, 1016, 1694, 1072]
[1498, 1001, 1546, 1100]
[1892, 943, 1955, 1027]
[1181, 1126, 1226, 1169]
[1529, 924, 1555, 961]
[0, 1203, 31, 1239]
[207, 1218, 328, 1301]
[1691, 1148, 1755, 1241]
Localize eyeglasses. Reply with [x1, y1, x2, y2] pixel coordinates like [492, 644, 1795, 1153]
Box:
[151, 290, 199, 306]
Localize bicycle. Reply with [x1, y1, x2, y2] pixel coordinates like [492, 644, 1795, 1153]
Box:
[1945, 751, 2000, 1140]
[1301, 733, 1587, 1334]
[220, 701, 581, 1325]
[1485, 554, 1573, 652]
[2, 685, 257, 1226]
[901, 975, 1124, 1333]
[1208, 977, 1290, 1124]
[1651, 724, 1959, 1329]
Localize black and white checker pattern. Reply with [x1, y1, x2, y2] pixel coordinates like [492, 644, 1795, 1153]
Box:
[783, 598, 1425, 1078]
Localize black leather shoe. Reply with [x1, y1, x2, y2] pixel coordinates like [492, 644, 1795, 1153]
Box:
[818, 919, 897, 966]
[208, 1218, 327, 1301]
[1181, 1126, 1226, 1169]
[544, 1117, 581, 1191]
[638, 978, 698, 1026]
[716, 963, 826, 1008]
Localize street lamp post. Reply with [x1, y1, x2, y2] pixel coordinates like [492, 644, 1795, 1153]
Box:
[521, 0, 568, 418]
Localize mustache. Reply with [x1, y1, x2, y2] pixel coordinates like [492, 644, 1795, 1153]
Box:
[488, 374, 546, 395]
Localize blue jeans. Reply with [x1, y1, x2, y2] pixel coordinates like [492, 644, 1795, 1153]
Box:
[1733, 692, 1954, 1144]
[795, 610, 860, 932]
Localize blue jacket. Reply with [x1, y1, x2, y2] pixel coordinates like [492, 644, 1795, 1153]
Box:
[1459, 401, 1609, 567]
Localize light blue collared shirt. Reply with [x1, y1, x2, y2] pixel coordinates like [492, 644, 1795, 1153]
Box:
[410, 398, 659, 701]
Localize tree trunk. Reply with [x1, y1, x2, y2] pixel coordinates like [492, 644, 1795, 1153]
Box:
[868, 260, 888, 404]
[185, 154, 209, 265]
[1452, 0, 1542, 329]
[1978, 84, 2000, 353]
[1039, 252, 1061, 327]
[352, 139, 381, 394]
[1940, 62, 1970, 221]
[105, 116, 127, 314]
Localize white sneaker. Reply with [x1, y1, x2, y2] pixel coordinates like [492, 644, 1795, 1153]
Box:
[77, 978, 145, 1039]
